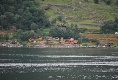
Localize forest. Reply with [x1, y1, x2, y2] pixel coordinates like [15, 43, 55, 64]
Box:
[0, 0, 50, 30]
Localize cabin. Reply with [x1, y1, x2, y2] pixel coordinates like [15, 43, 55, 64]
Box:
[29, 37, 34, 42]
[38, 37, 43, 41]
[50, 41, 54, 45]
[55, 37, 60, 40]
[73, 40, 78, 44]
[58, 41, 63, 46]
[69, 38, 74, 44]
[64, 39, 70, 44]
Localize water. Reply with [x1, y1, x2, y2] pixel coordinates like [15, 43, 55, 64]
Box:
[0, 48, 118, 80]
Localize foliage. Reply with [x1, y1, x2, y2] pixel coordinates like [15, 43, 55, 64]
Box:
[94, 0, 112, 5]
[37, 0, 118, 32]
[17, 30, 39, 41]
[30, 22, 38, 30]
[105, 0, 112, 5]
[49, 26, 80, 39]
[0, 0, 50, 30]
[0, 34, 9, 41]
[82, 37, 99, 45]
[116, 0, 118, 6]
[94, 0, 100, 4]
[102, 0, 113, 5]
[85, 0, 90, 2]
[100, 18, 118, 34]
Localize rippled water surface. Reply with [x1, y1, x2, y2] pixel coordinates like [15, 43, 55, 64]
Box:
[0, 48, 118, 80]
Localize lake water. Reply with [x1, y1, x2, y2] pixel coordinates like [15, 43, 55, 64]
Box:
[0, 48, 118, 80]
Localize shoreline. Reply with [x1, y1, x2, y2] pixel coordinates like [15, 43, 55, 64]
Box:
[0, 44, 118, 49]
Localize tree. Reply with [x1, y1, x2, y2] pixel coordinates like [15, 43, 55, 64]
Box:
[94, 0, 100, 4]
[4, 33, 9, 41]
[18, 30, 39, 41]
[115, 17, 118, 24]
[104, 0, 112, 5]
[100, 19, 118, 34]
[116, 0, 118, 6]
[85, 0, 90, 2]
[49, 27, 64, 38]
[30, 22, 38, 30]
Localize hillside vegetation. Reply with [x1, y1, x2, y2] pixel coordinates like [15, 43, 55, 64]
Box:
[36, 0, 118, 32]
[0, 0, 50, 30]
[0, 0, 118, 46]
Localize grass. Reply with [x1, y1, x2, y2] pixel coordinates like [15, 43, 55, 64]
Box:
[35, 0, 118, 32]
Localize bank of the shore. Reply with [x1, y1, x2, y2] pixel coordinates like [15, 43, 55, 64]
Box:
[0, 43, 117, 49]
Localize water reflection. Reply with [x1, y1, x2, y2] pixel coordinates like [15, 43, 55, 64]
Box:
[0, 48, 118, 80]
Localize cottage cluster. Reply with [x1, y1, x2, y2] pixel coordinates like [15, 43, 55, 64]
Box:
[28, 37, 79, 48]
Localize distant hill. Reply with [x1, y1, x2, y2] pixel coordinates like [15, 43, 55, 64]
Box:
[35, 0, 118, 32]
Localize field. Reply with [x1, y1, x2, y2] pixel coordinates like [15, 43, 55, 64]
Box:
[82, 34, 118, 45]
[36, 0, 118, 32]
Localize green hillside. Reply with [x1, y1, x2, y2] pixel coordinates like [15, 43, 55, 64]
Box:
[0, 0, 118, 47]
[35, 0, 118, 32]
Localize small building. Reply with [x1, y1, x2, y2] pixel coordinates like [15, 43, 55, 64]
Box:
[38, 37, 43, 41]
[64, 39, 70, 44]
[73, 40, 78, 44]
[47, 37, 53, 41]
[58, 41, 63, 46]
[29, 37, 34, 42]
[50, 41, 54, 45]
[115, 32, 118, 34]
[55, 37, 60, 40]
